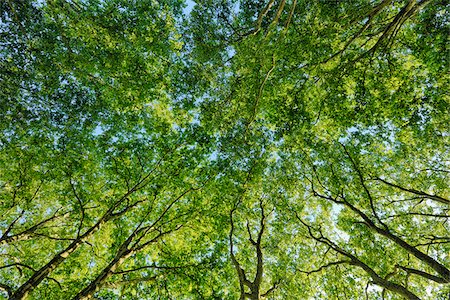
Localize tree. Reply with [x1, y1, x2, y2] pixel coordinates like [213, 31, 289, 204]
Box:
[1, 0, 448, 299]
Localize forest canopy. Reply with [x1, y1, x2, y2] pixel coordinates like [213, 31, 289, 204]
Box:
[0, 0, 448, 299]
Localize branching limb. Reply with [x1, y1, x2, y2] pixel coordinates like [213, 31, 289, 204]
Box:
[341, 144, 387, 229]
[230, 201, 252, 299]
[1, 210, 25, 239]
[70, 178, 85, 238]
[396, 265, 449, 284]
[0, 282, 12, 298]
[375, 177, 449, 205]
[246, 54, 276, 132]
[297, 260, 351, 275]
[297, 217, 421, 300]
[261, 278, 281, 297]
[0, 208, 69, 246]
[250, 0, 276, 36]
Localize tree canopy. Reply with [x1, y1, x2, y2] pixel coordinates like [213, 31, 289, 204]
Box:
[0, 0, 448, 299]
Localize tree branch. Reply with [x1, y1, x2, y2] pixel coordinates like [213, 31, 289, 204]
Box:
[375, 177, 449, 205]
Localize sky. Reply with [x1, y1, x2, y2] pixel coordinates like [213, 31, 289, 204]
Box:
[182, 0, 196, 16]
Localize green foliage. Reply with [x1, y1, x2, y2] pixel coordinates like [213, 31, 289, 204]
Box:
[0, 0, 448, 299]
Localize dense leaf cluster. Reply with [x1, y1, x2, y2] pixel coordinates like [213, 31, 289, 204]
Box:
[0, 0, 448, 299]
